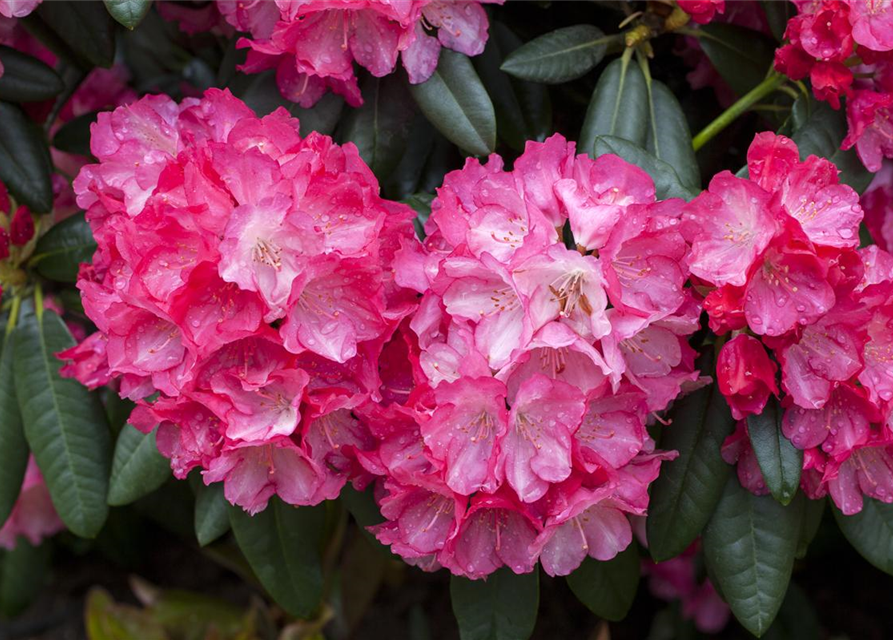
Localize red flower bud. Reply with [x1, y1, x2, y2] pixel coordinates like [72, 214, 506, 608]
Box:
[717, 335, 778, 421]
[10, 205, 34, 246]
[0, 228, 10, 261]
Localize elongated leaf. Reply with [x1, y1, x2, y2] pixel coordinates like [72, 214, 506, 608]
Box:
[107, 425, 169, 507]
[450, 567, 538, 640]
[833, 498, 893, 575]
[594, 136, 699, 201]
[579, 55, 648, 155]
[703, 478, 803, 637]
[566, 544, 640, 621]
[15, 308, 111, 538]
[0, 333, 29, 529]
[645, 79, 700, 189]
[796, 497, 825, 559]
[340, 73, 416, 179]
[53, 111, 97, 157]
[0, 46, 63, 102]
[761, 0, 796, 42]
[647, 371, 737, 562]
[0, 540, 50, 617]
[748, 397, 802, 505]
[103, 0, 152, 29]
[698, 24, 776, 97]
[31, 212, 97, 283]
[763, 582, 820, 640]
[0, 102, 53, 213]
[26, 1, 115, 69]
[194, 481, 230, 547]
[500, 25, 611, 84]
[410, 50, 496, 156]
[229, 498, 325, 618]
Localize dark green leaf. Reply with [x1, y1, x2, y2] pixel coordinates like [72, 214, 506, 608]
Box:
[107, 425, 170, 507]
[500, 25, 611, 84]
[403, 192, 434, 240]
[0, 540, 50, 617]
[0, 46, 63, 102]
[340, 484, 385, 528]
[797, 497, 825, 559]
[15, 308, 111, 538]
[239, 71, 344, 137]
[698, 24, 776, 97]
[761, 0, 796, 43]
[763, 582, 820, 640]
[103, 0, 152, 30]
[26, 1, 116, 69]
[194, 481, 230, 547]
[450, 567, 538, 640]
[53, 111, 97, 157]
[645, 79, 700, 189]
[340, 73, 416, 179]
[0, 102, 53, 213]
[647, 364, 737, 562]
[566, 544, 640, 621]
[409, 50, 496, 157]
[0, 331, 29, 529]
[703, 478, 803, 637]
[229, 498, 325, 618]
[833, 498, 893, 575]
[31, 212, 97, 283]
[579, 55, 648, 155]
[594, 136, 699, 201]
[748, 397, 803, 505]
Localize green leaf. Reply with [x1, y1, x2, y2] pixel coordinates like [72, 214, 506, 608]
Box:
[0, 102, 53, 213]
[645, 79, 700, 189]
[450, 567, 538, 640]
[31, 212, 97, 283]
[763, 582, 820, 640]
[698, 24, 776, 97]
[647, 366, 737, 562]
[474, 22, 551, 152]
[500, 25, 611, 84]
[239, 71, 344, 137]
[703, 478, 803, 637]
[409, 50, 496, 157]
[594, 136, 699, 201]
[761, 0, 796, 42]
[103, 0, 152, 30]
[53, 111, 97, 157]
[403, 192, 434, 241]
[26, 1, 116, 69]
[748, 397, 803, 506]
[194, 481, 230, 547]
[14, 308, 111, 538]
[0, 540, 50, 617]
[791, 99, 873, 193]
[579, 55, 648, 155]
[0, 46, 64, 102]
[796, 497, 825, 559]
[340, 73, 416, 179]
[566, 544, 640, 621]
[0, 332, 29, 529]
[229, 498, 325, 618]
[107, 425, 170, 507]
[833, 498, 893, 576]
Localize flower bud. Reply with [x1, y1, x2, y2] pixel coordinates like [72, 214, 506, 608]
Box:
[10, 205, 34, 246]
[0, 228, 10, 261]
[717, 335, 778, 420]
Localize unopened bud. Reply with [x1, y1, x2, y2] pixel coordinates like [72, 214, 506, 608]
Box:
[10, 205, 34, 246]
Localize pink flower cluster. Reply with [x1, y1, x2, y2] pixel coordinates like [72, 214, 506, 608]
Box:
[0, 457, 64, 550]
[862, 162, 893, 253]
[215, 0, 500, 107]
[774, 0, 893, 170]
[686, 131, 893, 515]
[61, 89, 418, 515]
[361, 134, 700, 579]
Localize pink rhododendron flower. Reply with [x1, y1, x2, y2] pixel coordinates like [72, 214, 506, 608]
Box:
[717, 334, 778, 420]
[0, 0, 39, 19]
[62, 89, 417, 515]
[862, 162, 893, 252]
[677, 0, 725, 24]
[0, 457, 65, 550]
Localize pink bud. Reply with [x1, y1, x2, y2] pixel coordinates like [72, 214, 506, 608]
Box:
[10, 206, 34, 246]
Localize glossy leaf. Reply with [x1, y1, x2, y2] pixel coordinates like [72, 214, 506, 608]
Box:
[500, 25, 611, 84]
[239, 71, 344, 137]
[103, 0, 152, 30]
[647, 373, 737, 562]
[748, 397, 803, 506]
[229, 498, 325, 618]
[0, 102, 54, 213]
[0, 540, 50, 617]
[0, 46, 64, 102]
[53, 111, 97, 157]
[797, 497, 825, 559]
[194, 481, 231, 547]
[833, 498, 893, 576]
[450, 567, 539, 640]
[409, 50, 496, 157]
[579, 55, 648, 155]
[761, 0, 796, 42]
[31, 212, 98, 283]
[703, 478, 803, 637]
[763, 582, 820, 640]
[698, 24, 776, 97]
[645, 79, 700, 189]
[566, 544, 640, 622]
[594, 136, 699, 201]
[14, 308, 111, 538]
[0, 332, 28, 529]
[26, 1, 116, 69]
[107, 425, 170, 507]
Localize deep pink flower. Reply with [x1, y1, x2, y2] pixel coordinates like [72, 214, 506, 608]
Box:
[843, 90, 893, 172]
[677, 0, 725, 24]
[783, 383, 877, 455]
[9, 205, 33, 245]
[826, 432, 893, 515]
[0, 457, 64, 550]
[58, 332, 112, 390]
[862, 164, 893, 252]
[811, 61, 854, 109]
[717, 335, 778, 420]
[846, 0, 893, 52]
